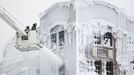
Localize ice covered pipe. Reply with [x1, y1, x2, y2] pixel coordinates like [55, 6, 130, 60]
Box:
[0, 5, 27, 35]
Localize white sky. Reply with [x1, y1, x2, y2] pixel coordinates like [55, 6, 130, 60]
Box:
[0, 0, 134, 53]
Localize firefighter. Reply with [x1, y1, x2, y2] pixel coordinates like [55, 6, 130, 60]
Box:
[31, 23, 37, 30]
[24, 26, 30, 34]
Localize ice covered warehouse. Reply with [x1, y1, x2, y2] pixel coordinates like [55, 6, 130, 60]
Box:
[1, 0, 134, 75]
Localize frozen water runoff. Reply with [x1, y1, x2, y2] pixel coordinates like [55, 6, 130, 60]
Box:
[1, 38, 63, 75]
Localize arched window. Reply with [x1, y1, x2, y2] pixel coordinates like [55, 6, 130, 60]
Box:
[50, 25, 64, 49]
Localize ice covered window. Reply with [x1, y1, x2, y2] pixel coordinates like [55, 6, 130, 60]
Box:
[59, 65, 65, 75]
[95, 60, 102, 75]
[50, 25, 64, 49]
[103, 32, 113, 47]
[51, 33, 57, 49]
[94, 33, 101, 44]
[21, 36, 28, 40]
[106, 61, 113, 75]
[98, 49, 108, 58]
[59, 31, 64, 46]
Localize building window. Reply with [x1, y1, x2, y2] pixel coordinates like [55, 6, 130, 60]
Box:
[103, 32, 113, 47]
[59, 65, 65, 75]
[51, 33, 57, 49]
[94, 33, 101, 44]
[59, 31, 64, 46]
[106, 61, 113, 75]
[21, 36, 28, 40]
[50, 25, 64, 49]
[97, 49, 108, 58]
[95, 60, 102, 75]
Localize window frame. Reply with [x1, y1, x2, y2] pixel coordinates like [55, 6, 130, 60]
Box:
[59, 31, 64, 46]
[50, 25, 64, 49]
[106, 61, 113, 75]
[94, 60, 102, 75]
[51, 33, 57, 49]
[94, 33, 101, 45]
[21, 36, 28, 40]
[103, 32, 113, 47]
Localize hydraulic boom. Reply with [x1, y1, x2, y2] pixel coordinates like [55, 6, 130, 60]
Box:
[0, 5, 26, 35]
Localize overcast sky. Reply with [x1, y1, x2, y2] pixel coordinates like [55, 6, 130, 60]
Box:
[0, 0, 134, 52]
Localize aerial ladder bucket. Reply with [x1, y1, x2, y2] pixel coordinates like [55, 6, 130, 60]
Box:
[0, 5, 42, 51]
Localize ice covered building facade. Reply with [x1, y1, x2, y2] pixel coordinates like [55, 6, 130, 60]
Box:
[39, 0, 134, 75]
[1, 0, 134, 75]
